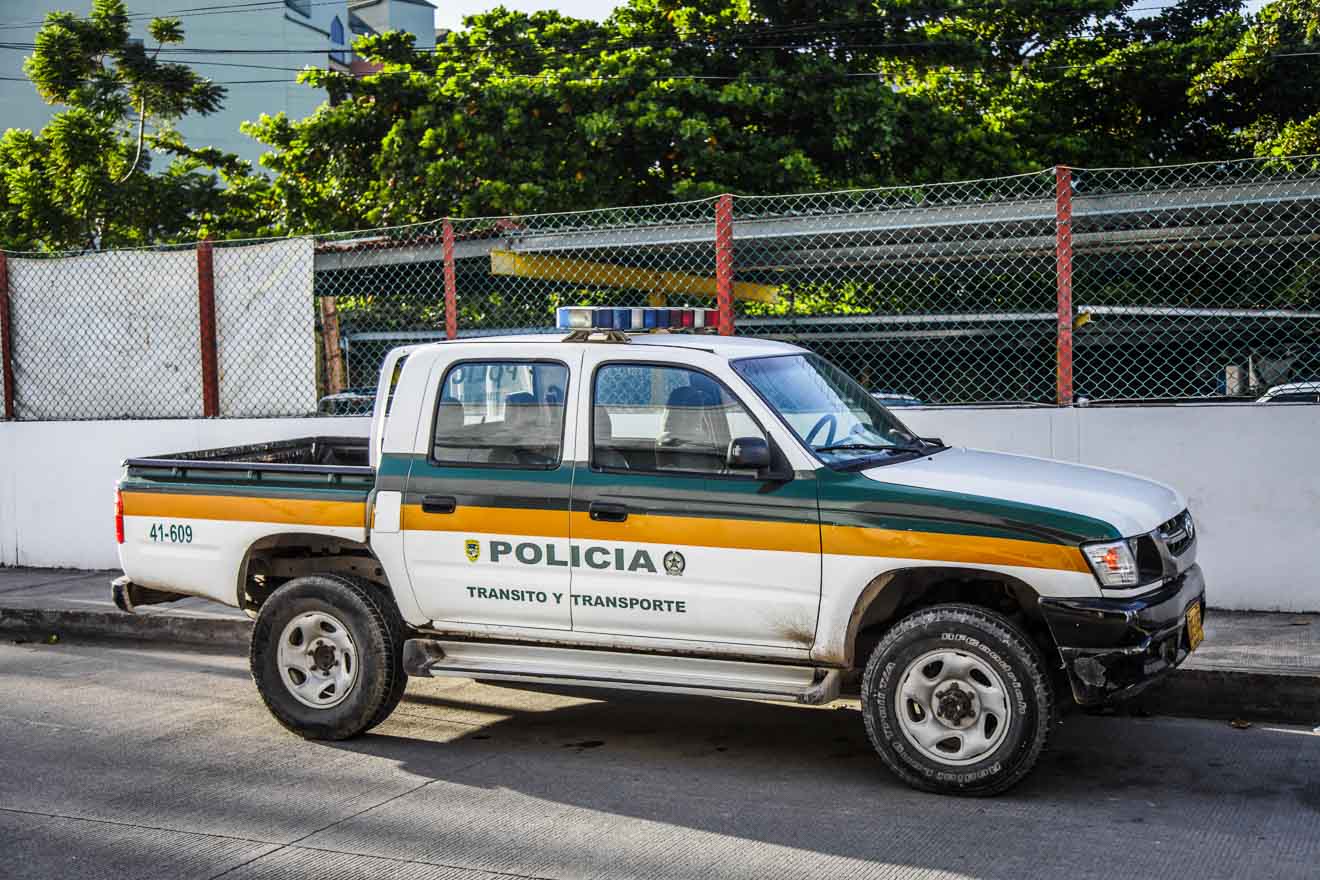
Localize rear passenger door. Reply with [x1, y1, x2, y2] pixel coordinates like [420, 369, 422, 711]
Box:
[568, 353, 822, 651]
[403, 356, 577, 631]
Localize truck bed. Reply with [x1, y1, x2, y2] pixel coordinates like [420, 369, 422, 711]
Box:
[125, 436, 371, 475]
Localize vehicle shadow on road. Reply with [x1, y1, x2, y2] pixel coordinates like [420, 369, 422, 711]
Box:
[313, 679, 1320, 879]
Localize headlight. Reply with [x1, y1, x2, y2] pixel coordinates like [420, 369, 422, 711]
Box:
[1081, 540, 1139, 588]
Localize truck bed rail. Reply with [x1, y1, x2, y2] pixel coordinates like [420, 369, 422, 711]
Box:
[125, 436, 373, 477]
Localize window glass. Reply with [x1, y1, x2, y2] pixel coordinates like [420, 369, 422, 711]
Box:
[593, 364, 764, 475]
[433, 362, 568, 467]
[733, 353, 930, 469]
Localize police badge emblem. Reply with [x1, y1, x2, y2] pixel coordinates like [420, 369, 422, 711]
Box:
[465, 539, 481, 562]
[663, 551, 685, 576]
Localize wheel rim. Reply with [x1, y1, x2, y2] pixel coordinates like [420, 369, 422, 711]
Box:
[276, 611, 359, 709]
[894, 648, 1012, 766]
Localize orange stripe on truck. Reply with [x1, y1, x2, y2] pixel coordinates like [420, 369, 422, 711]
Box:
[120, 492, 364, 528]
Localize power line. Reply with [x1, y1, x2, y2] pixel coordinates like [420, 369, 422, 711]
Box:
[0, 0, 1209, 36]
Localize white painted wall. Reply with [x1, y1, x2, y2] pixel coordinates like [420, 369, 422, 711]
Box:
[1, 404, 1316, 611]
[898, 403, 1320, 613]
[0, 417, 370, 572]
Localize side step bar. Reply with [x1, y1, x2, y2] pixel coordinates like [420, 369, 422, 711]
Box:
[403, 639, 842, 706]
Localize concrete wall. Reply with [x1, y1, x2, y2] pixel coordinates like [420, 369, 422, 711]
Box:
[0, 417, 371, 572]
[898, 404, 1320, 613]
[1, 404, 1316, 611]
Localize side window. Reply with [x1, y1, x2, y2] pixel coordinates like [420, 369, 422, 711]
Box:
[432, 361, 569, 468]
[593, 364, 765, 475]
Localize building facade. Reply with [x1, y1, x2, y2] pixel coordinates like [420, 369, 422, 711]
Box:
[0, 0, 437, 168]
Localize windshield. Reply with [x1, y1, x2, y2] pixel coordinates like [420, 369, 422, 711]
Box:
[732, 353, 937, 468]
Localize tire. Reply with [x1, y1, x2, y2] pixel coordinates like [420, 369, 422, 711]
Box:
[860, 603, 1053, 797]
[250, 574, 406, 740]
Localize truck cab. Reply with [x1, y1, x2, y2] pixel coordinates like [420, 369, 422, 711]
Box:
[115, 307, 1206, 796]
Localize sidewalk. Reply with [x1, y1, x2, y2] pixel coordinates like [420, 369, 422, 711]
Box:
[1, 566, 1316, 723]
[0, 566, 250, 646]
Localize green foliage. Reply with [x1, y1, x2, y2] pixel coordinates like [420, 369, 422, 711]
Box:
[0, 0, 265, 250]
[1193, 0, 1320, 156]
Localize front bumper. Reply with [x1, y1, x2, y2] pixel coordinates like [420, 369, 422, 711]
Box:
[1039, 564, 1206, 706]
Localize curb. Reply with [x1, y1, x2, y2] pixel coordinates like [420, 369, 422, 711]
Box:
[1130, 666, 1320, 726]
[3, 606, 1317, 726]
[0, 607, 251, 648]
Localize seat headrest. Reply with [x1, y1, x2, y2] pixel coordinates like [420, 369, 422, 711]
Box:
[665, 385, 710, 408]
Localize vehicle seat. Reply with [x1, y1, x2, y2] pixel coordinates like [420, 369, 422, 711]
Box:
[656, 384, 728, 472]
[489, 392, 557, 465]
[432, 395, 470, 460]
[593, 408, 630, 469]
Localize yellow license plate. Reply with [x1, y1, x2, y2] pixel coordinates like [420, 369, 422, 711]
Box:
[1186, 603, 1205, 652]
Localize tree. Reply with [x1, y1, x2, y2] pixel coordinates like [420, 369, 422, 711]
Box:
[1193, 0, 1320, 157]
[0, 0, 263, 251]
[245, 0, 1282, 234]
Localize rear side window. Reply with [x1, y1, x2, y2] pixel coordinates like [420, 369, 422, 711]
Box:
[432, 361, 569, 468]
[592, 363, 764, 475]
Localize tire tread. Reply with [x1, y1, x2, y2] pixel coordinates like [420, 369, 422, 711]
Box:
[860, 602, 1054, 797]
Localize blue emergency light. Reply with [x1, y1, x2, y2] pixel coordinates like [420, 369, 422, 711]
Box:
[556, 306, 720, 333]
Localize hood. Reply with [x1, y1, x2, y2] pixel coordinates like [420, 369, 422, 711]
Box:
[859, 448, 1186, 540]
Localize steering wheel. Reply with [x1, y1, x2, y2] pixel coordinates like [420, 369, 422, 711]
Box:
[804, 413, 838, 448]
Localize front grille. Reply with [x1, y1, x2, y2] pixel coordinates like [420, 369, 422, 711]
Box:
[1159, 510, 1195, 558]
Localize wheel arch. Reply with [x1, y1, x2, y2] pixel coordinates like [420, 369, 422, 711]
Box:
[236, 531, 392, 615]
[838, 565, 1048, 669]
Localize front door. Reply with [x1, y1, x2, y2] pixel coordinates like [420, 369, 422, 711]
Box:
[568, 358, 822, 650]
[403, 357, 577, 630]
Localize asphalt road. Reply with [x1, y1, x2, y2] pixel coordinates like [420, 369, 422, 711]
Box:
[2, 638, 1318, 880]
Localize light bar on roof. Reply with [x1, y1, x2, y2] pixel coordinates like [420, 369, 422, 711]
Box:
[556, 306, 720, 333]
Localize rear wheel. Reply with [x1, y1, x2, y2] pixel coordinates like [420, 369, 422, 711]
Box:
[250, 574, 405, 740]
[860, 603, 1053, 796]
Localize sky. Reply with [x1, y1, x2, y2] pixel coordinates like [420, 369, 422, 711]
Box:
[433, 0, 1273, 30]
[434, 0, 625, 31]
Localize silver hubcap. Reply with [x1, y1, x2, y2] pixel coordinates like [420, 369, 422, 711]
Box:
[277, 611, 358, 709]
[895, 648, 1012, 766]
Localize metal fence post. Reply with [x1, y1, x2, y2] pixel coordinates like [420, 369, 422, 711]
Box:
[1054, 166, 1075, 406]
[715, 194, 734, 335]
[442, 220, 457, 340]
[196, 238, 220, 417]
[0, 249, 14, 419]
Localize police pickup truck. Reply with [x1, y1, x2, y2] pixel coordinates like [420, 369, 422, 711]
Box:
[113, 306, 1206, 796]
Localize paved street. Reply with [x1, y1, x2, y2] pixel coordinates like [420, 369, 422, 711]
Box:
[1, 637, 1318, 880]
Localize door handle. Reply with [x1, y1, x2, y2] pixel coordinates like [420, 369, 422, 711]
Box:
[588, 502, 628, 523]
[421, 495, 457, 514]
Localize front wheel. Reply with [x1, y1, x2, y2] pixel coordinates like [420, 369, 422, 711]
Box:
[860, 603, 1054, 796]
[250, 574, 406, 740]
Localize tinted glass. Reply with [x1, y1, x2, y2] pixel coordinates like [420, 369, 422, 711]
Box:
[432, 361, 568, 467]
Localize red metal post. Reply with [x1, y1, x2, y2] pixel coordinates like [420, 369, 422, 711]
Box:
[715, 194, 734, 336]
[442, 220, 457, 340]
[197, 238, 220, 417]
[0, 250, 14, 419]
[1054, 166, 1075, 406]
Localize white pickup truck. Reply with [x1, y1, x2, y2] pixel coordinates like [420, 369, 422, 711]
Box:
[114, 307, 1206, 796]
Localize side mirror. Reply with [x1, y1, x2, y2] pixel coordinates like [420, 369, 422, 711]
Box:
[726, 436, 771, 470]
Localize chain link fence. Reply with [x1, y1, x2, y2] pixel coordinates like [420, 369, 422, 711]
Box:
[1, 156, 1317, 421]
